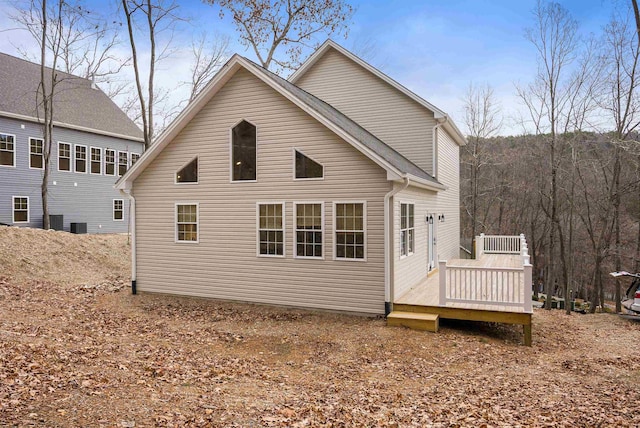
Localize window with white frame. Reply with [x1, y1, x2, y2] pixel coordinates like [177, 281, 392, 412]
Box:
[0, 133, 14, 166]
[176, 203, 198, 242]
[295, 203, 323, 258]
[13, 196, 29, 223]
[75, 145, 87, 173]
[232, 120, 257, 181]
[29, 138, 43, 169]
[335, 202, 365, 260]
[400, 203, 415, 257]
[258, 203, 284, 256]
[105, 149, 115, 175]
[58, 142, 71, 171]
[295, 150, 323, 179]
[91, 147, 102, 174]
[131, 153, 141, 165]
[113, 199, 124, 221]
[176, 157, 198, 183]
[118, 151, 128, 176]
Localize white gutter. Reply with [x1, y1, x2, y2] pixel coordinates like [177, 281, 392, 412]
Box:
[120, 188, 137, 294]
[432, 118, 446, 178]
[384, 175, 410, 315]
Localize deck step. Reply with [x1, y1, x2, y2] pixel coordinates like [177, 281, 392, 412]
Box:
[387, 311, 439, 332]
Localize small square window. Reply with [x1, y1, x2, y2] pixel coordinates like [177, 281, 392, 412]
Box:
[13, 196, 29, 223]
[113, 199, 124, 221]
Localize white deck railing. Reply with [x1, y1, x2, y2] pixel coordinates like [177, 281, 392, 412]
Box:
[476, 234, 523, 256]
[440, 234, 533, 313]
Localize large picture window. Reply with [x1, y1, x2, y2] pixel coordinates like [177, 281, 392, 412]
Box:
[105, 149, 115, 175]
[258, 203, 284, 256]
[232, 120, 256, 181]
[13, 196, 29, 223]
[75, 145, 87, 173]
[295, 203, 323, 258]
[335, 202, 366, 260]
[29, 138, 43, 169]
[91, 147, 102, 174]
[58, 142, 71, 171]
[176, 203, 199, 243]
[400, 203, 415, 257]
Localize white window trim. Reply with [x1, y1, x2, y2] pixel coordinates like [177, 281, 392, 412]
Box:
[74, 144, 88, 174]
[293, 201, 324, 259]
[256, 201, 286, 258]
[105, 148, 116, 176]
[229, 118, 258, 183]
[118, 150, 129, 177]
[28, 137, 44, 170]
[58, 141, 71, 172]
[113, 199, 124, 221]
[174, 156, 199, 185]
[12, 196, 29, 224]
[175, 202, 200, 244]
[292, 148, 324, 181]
[130, 152, 141, 166]
[332, 200, 367, 262]
[0, 132, 16, 168]
[399, 200, 416, 259]
[90, 146, 103, 175]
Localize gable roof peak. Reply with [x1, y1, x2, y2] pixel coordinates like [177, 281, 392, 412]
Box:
[289, 39, 466, 146]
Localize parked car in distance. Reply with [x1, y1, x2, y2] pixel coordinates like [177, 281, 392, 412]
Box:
[610, 271, 640, 315]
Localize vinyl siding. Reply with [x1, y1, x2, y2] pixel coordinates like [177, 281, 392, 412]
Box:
[391, 127, 461, 300]
[133, 68, 391, 314]
[436, 127, 460, 261]
[392, 184, 438, 300]
[0, 116, 143, 232]
[295, 48, 436, 174]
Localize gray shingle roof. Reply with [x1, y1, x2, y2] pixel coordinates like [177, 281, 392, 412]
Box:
[244, 57, 441, 185]
[0, 52, 142, 140]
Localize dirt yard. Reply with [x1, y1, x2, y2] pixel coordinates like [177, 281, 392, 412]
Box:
[1, 226, 639, 427]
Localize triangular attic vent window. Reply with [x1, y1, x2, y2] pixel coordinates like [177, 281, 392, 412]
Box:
[295, 150, 323, 179]
[176, 157, 198, 183]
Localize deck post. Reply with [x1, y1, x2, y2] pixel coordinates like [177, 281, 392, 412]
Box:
[523, 323, 532, 346]
[524, 263, 533, 313]
[438, 260, 447, 306]
[477, 233, 485, 259]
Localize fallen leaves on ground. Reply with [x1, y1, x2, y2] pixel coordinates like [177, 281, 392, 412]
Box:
[1, 226, 639, 427]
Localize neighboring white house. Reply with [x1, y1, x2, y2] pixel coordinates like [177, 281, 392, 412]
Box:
[116, 40, 466, 315]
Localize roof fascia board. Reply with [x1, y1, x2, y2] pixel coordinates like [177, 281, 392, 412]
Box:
[0, 110, 144, 142]
[405, 174, 447, 192]
[116, 58, 243, 189]
[290, 40, 467, 146]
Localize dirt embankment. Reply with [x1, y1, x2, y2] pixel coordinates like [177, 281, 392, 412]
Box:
[1, 226, 640, 427]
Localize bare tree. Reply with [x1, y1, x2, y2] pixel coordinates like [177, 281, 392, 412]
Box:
[120, 0, 182, 147]
[11, 0, 114, 230]
[600, 6, 640, 312]
[517, 1, 580, 310]
[462, 83, 502, 255]
[185, 32, 230, 103]
[208, 0, 354, 72]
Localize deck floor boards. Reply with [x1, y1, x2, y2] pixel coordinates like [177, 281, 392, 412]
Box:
[395, 253, 529, 314]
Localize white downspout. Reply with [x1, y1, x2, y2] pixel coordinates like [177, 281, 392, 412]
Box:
[432, 118, 446, 178]
[121, 188, 137, 294]
[384, 175, 410, 315]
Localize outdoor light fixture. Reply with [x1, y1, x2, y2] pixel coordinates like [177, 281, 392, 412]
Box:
[426, 215, 434, 224]
[439, 214, 445, 223]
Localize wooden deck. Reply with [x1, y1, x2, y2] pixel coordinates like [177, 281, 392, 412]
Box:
[395, 253, 526, 313]
[393, 252, 533, 345]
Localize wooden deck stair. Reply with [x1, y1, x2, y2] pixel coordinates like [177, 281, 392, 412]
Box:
[386, 311, 439, 332]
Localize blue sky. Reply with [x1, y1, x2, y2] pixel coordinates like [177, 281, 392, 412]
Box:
[0, 0, 620, 135]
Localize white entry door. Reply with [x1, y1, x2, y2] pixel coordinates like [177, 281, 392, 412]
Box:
[427, 219, 435, 271]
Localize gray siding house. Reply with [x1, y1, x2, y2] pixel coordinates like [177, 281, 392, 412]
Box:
[0, 53, 144, 233]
